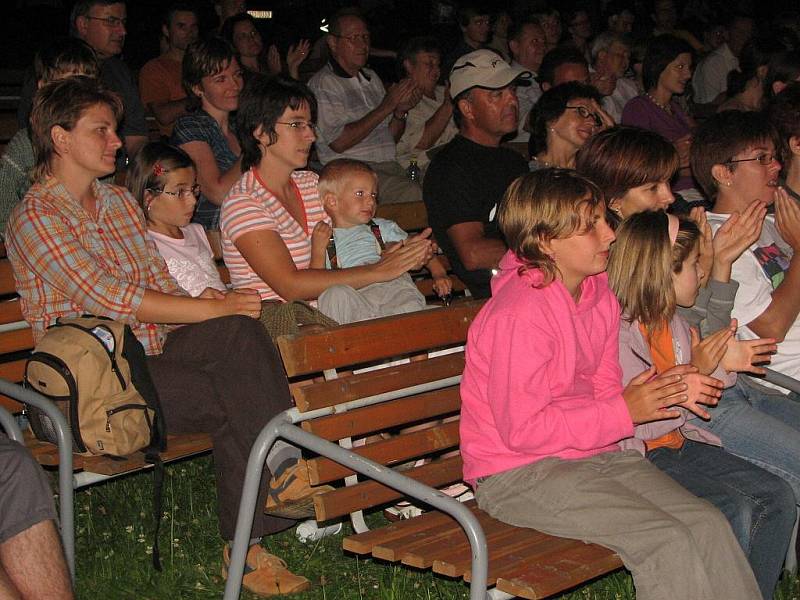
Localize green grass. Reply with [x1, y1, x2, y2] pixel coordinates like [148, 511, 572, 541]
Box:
[67, 456, 800, 599]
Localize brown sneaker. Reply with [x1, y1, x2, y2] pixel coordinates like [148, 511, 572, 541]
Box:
[222, 544, 311, 596]
[264, 458, 334, 519]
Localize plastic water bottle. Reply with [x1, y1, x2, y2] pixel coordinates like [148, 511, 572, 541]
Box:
[295, 520, 343, 543]
[406, 157, 420, 183]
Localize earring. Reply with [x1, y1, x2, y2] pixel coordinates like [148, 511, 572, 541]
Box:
[610, 204, 623, 218]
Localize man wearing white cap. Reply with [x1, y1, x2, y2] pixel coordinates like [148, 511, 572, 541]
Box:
[423, 49, 530, 298]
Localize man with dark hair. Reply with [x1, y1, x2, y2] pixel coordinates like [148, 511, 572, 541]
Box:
[139, 2, 199, 137]
[424, 50, 530, 298]
[443, 3, 491, 76]
[537, 45, 590, 91]
[507, 19, 546, 143]
[693, 15, 755, 104]
[17, 0, 148, 165]
[395, 36, 457, 176]
[309, 9, 423, 203]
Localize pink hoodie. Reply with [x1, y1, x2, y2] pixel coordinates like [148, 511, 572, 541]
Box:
[460, 251, 635, 483]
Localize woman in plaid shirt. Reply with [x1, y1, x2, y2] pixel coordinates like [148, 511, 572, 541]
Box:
[7, 75, 316, 595]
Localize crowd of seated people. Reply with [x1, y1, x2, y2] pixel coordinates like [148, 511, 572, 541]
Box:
[8, 0, 800, 598]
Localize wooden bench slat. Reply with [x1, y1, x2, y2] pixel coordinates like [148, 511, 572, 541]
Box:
[307, 421, 459, 484]
[0, 260, 15, 295]
[0, 394, 22, 413]
[375, 201, 428, 232]
[0, 359, 26, 383]
[0, 328, 34, 354]
[495, 543, 622, 600]
[343, 501, 462, 554]
[33, 432, 213, 475]
[292, 351, 464, 412]
[433, 520, 548, 578]
[0, 300, 23, 324]
[277, 301, 482, 377]
[376, 502, 502, 568]
[301, 387, 460, 440]
[313, 455, 462, 521]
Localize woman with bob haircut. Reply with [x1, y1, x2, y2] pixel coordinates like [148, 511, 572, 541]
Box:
[575, 125, 678, 222]
[527, 81, 610, 171]
[7, 75, 320, 596]
[688, 109, 800, 532]
[171, 37, 243, 230]
[622, 35, 696, 196]
[220, 75, 433, 305]
[576, 124, 765, 335]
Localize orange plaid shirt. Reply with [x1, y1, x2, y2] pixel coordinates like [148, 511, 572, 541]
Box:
[6, 177, 183, 355]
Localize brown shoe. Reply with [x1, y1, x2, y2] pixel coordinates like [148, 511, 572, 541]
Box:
[264, 458, 334, 519]
[222, 544, 311, 596]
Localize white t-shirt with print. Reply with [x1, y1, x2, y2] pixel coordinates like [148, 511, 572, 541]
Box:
[707, 212, 799, 384]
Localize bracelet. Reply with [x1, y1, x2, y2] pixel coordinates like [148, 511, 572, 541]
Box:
[392, 111, 408, 122]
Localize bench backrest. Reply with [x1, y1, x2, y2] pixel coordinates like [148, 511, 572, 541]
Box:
[277, 300, 484, 521]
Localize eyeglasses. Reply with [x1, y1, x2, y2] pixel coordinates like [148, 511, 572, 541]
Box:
[566, 105, 602, 127]
[84, 15, 127, 28]
[725, 152, 778, 166]
[147, 184, 201, 199]
[333, 33, 371, 44]
[276, 121, 317, 133]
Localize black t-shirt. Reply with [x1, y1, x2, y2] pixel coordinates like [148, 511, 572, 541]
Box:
[423, 135, 527, 298]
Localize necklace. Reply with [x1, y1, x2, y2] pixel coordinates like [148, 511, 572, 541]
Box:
[645, 92, 673, 115]
[532, 155, 554, 168]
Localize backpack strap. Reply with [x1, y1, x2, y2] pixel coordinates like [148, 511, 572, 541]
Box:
[121, 324, 167, 570]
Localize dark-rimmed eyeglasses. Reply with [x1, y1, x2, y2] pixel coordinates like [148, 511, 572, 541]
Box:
[566, 105, 602, 127]
[84, 15, 127, 28]
[147, 184, 201, 199]
[275, 121, 317, 133]
[725, 153, 777, 166]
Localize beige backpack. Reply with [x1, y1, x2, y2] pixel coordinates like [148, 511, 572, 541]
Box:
[24, 316, 165, 457]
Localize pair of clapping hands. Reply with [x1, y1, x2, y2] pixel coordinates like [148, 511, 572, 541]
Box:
[624, 321, 775, 426]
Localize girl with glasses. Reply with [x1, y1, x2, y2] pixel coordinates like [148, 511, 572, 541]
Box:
[128, 142, 227, 298]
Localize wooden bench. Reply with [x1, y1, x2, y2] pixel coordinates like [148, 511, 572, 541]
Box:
[0, 251, 214, 575]
[223, 303, 623, 599]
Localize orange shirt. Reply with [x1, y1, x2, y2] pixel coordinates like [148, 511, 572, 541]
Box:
[640, 323, 686, 452]
[139, 55, 185, 137]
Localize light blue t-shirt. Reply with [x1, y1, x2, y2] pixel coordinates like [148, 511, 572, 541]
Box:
[331, 218, 407, 268]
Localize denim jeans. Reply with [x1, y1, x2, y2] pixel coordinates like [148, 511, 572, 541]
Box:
[649, 440, 795, 600]
[692, 377, 800, 502]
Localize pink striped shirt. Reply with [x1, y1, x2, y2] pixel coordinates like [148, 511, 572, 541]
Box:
[220, 169, 326, 301]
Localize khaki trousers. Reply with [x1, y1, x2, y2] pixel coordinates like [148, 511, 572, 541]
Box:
[476, 450, 761, 600]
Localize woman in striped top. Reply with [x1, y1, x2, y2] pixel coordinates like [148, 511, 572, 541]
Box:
[220, 75, 434, 303]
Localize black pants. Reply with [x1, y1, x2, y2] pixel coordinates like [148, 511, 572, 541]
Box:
[146, 316, 294, 540]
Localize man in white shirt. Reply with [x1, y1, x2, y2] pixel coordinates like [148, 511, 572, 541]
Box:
[591, 31, 638, 123]
[309, 8, 422, 203]
[693, 15, 754, 104]
[507, 19, 546, 143]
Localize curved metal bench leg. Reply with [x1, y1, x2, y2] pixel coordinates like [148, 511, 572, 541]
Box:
[0, 380, 74, 580]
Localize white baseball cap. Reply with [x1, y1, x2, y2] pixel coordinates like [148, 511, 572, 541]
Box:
[449, 49, 532, 97]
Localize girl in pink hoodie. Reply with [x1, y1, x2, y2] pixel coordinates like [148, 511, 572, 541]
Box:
[461, 169, 759, 600]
